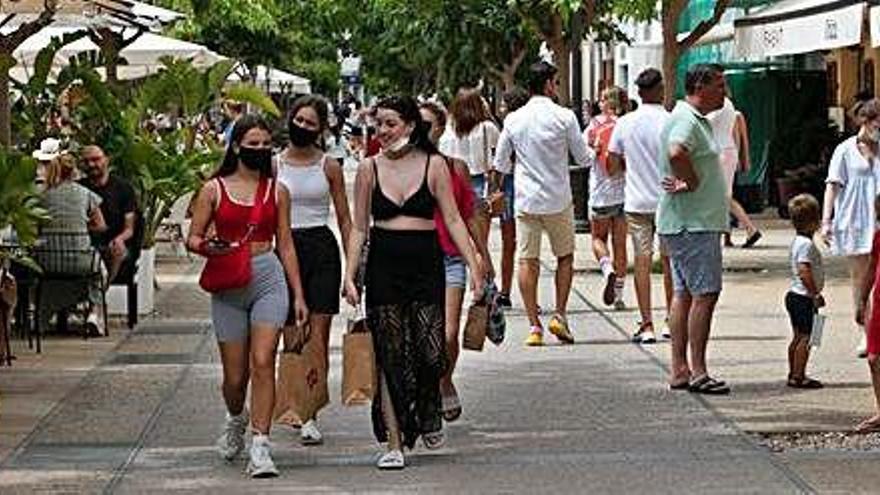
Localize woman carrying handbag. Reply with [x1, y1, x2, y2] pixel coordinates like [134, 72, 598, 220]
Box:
[187, 114, 308, 478]
[343, 96, 483, 470]
[420, 101, 494, 422]
[441, 88, 515, 307]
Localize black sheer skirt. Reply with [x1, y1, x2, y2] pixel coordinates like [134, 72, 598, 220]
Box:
[365, 227, 447, 448]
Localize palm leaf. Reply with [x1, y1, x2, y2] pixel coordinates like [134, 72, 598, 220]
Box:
[224, 83, 280, 117]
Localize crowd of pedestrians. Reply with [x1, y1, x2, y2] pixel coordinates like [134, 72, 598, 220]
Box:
[173, 59, 880, 478]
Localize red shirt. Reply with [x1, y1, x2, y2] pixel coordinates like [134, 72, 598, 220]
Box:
[435, 161, 475, 256]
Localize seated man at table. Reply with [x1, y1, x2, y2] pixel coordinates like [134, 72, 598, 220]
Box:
[79, 145, 137, 283]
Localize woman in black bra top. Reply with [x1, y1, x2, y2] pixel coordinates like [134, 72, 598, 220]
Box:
[343, 96, 483, 470]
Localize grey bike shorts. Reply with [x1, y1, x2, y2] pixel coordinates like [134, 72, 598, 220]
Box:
[210, 252, 289, 342]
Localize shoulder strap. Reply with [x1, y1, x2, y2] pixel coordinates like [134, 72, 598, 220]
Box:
[241, 178, 269, 242]
[213, 178, 226, 210]
[482, 122, 490, 173]
[364, 160, 375, 239]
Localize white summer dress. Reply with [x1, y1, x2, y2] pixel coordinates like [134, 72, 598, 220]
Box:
[827, 136, 880, 256]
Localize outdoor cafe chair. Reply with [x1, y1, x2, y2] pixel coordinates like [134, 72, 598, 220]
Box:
[31, 232, 108, 353]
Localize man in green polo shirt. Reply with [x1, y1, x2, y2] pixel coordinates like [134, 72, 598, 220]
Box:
[658, 63, 730, 395]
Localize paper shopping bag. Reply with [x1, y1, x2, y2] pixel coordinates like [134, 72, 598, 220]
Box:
[810, 314, 826, 348]
[463, 301, 488, 351]
[342, 316, 376, 406]
[274, 336, 328, 427]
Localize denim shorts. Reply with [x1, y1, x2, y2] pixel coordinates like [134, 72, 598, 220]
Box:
[590, 203, 625, 220]
[471, 173, 515, 223]
[444, 255, 467, 289]
[660, 231, 722, 296]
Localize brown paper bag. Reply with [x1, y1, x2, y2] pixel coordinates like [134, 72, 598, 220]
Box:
[463, 302, 488, 351]
[274, 336, 328, 427]
[342, 317, 375, 406]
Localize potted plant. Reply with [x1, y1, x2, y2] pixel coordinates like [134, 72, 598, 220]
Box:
[63, 58, 279, 314]
[769, 117, 841, 218]
[0, 150, 48, 269]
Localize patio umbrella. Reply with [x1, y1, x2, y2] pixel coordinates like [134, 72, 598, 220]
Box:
[0, 0, 145, 145]
[11, 27, 225, 81]
[228, 64, 311, 94]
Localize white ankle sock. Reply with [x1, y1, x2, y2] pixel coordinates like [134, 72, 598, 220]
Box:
[599, 257, 613, 278]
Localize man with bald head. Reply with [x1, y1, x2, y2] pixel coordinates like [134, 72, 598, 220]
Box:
[79, 145, 137, 282]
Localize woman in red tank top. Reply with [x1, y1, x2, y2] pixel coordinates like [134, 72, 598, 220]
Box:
[187, 114, 308, 478]
[420, 101, 494, 423]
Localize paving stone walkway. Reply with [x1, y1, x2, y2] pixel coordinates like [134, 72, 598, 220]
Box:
[1, 269, 813, 494]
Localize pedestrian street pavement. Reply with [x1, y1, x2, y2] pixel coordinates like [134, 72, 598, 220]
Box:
[4, 221, 880, 493]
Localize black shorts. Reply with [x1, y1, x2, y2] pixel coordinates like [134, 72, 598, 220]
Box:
[785, 291, 815, 335]
[292, 226, 341, 315]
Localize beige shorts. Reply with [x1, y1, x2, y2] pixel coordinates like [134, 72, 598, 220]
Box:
[626, 212, 658, 257]
[517, 204, 575, 260]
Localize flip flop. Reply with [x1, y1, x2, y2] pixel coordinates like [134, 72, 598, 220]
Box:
[787, 377, 824, 389]
[688, 375, 730, 395]
[855, 415, 880, 434]
[742, 231, 762, 248]
[669, 380, 690, 391]
[422, 431, 446, 450]
[442, 394, 462, 422]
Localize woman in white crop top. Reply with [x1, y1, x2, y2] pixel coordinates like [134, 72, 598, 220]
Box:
[276, 95, 352, 445]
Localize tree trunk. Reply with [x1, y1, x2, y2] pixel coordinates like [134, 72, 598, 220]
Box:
[547, 13, 570, 105]
[501, 69, 516, 92]
[660, 0, 732, 108]
[662, 40, 680, 109]
[0, 55, 12, 148]
[661, 0, 686, 109]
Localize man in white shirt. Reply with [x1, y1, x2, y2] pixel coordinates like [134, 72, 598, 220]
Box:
[608, 68, 673, 345]
[494, 61, 593, 346]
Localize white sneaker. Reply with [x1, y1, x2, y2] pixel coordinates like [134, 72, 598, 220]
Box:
[858, 334, 868, 359]
[85, 312, 106, 337]
[216, 411, 248, 461]
[300, 419, 323, 446]
[661, 318, 672, 339]
[377, 449, 405, 470]
[247, 434, 279, 478]
[639, 330, 657, 344]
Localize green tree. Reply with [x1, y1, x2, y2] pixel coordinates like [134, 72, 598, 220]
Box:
[660, 0, 733, 106]
[167, 0, 288, 81]
[512, 0, 657, 105]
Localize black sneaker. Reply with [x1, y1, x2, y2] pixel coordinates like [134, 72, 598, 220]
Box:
[497, 293, 512, 308]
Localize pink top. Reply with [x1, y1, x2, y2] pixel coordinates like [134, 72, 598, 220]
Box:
[435, 161, 475, 256]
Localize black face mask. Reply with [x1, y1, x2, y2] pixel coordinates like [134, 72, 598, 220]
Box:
[237, 146, 272, 173]
[289, 123, 320, 147]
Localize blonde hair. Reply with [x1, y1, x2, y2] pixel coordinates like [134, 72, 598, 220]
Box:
[788, 193, 820, 234]
[600, 86, 626, 116]
[44, 153, 77, 189]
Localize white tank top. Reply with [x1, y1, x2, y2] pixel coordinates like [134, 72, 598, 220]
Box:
[276, 153, 331, 229]
[708, 97, 737, 151]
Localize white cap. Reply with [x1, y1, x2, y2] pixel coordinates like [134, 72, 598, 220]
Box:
[32, 138, 62, 161]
